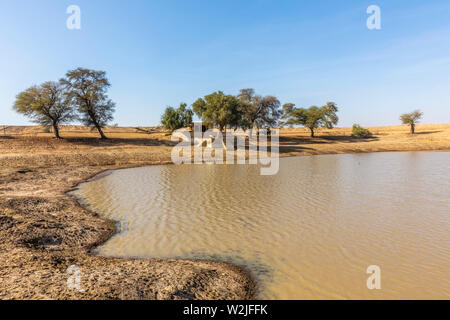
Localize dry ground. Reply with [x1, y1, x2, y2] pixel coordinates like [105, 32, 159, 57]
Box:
[0, 123, 449, 299]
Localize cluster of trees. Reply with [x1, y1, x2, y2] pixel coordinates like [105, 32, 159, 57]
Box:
[13, 68, 115, 139]
[14, 73, 424, 139]
[162, 90, 425, 137]
[161, 88, 340, 136]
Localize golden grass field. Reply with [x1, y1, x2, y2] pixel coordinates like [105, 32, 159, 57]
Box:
[0, 123, 449, 299]
[1, 123, 449, 168]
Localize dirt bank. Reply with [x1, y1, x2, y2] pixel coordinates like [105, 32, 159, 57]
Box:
[1, 124, 449, 299]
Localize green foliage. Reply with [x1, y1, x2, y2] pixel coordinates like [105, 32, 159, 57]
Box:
[351, 124, 372, 138]
[191, 89, 283, 131]
[61, 68, 115, 139]
[13, 81, 74, 138]
[161, 103, 193, 132]
[237, 88, 282, 128]
[400, 110, 423, 125]
[281, 103, 295, 116]
[400, 110, 423, 134]
[279, 103, 296, 127]
[193, 91, 242, 130]
[284, 102, 339, 137]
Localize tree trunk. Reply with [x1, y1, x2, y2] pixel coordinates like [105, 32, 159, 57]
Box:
[410, 123, 415, 134]
[52, 123, 61, 139]
[96, 125, 107, 139]
[219, 125, 225, 136]
[309, 128, 315, 138]
[88, 110, 108, 139]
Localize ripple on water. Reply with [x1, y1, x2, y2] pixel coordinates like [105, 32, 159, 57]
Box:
[71, 152, 450, 299]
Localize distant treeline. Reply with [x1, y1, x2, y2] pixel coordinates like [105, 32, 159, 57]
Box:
[12, 68, 423, 139]
[162, 88, 340, 138]
[162, 89, 424, 137]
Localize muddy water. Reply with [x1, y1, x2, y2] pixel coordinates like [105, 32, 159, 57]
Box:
[71, 152, 450, 299]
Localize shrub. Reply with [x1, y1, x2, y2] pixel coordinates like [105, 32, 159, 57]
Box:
[351, 124, 372, 138]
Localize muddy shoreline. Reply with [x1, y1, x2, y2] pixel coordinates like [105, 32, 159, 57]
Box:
[1, 125, 449, 299]
[0, 160, 255, 300]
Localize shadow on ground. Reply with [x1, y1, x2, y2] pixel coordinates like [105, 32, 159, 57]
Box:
[279, 135, 379, 145]
[63, 137, 176, 147]
[413, 131, 442, 135]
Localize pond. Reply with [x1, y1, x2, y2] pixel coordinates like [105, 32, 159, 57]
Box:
[71, 152, 450, 299]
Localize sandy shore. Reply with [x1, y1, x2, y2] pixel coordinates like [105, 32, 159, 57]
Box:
[1, 124, 449, 299]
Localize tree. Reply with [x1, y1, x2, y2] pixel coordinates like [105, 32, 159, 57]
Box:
[284, 102, 339, 137]
[13, 81, 74, 139]
[237, 88, 282, 128]
[281, 103, 295, 116]
[178, 103, 193, 128]
[400, 110, 423, 134]
[193, 91, 242, 131]
[161, 103, 193, 132]
[279, 103, 296, 127]
[61, 68, 115, 139]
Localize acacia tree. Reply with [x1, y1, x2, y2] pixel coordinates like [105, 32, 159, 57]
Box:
[400, 110, 423, 134]
[237, 88, 282, 129]
[279, 103, 296, 127]
[281, 103, 295, 115]
[61, 68, 115, 139]
[192, 91, 242, 131]
[284, 102, 339, 137]
[161, 103, 193, 132]
[13, 81, 74, 139]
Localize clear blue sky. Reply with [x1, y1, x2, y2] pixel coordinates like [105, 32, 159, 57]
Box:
[1, 0, 450, 127]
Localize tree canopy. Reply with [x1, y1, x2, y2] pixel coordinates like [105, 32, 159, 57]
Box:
[279, 103, 296, 127]
[283, 102, 339, 137]
[161, 103, 193, 132]
[61, 68, 115, 139]
[13, 81, 74, 139]
[193, 91, 242, 131]
[191, 89, 286, 131]
[236, 88, 282, 129]
[400, 110, 423, 134]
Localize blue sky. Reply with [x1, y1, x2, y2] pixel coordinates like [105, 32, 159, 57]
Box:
[1, 0, 450, 126]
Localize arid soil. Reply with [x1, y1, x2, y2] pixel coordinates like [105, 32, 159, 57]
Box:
[1, 124, 449, 300]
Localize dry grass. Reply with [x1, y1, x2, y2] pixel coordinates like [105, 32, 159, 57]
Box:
[0, 124, 449, 168]
[277, 123, 450, 156]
